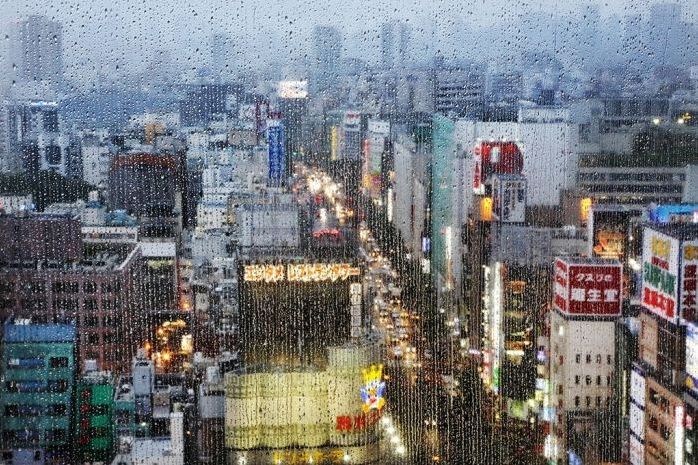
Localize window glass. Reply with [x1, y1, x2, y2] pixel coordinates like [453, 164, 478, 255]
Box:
[0, 1, 695, 463]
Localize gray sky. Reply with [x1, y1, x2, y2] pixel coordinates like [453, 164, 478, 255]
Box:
[0, 0, 696, 85]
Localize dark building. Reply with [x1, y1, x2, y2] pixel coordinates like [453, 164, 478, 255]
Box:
[179, 84, 242, 127]
[0, 213, 82, 263]
[278, 95, 308, 172]
[108, 152, 178, 217]
[237, 260, 362, 367]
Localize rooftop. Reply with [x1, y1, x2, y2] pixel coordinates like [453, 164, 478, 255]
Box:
[4, 321, 76, 343]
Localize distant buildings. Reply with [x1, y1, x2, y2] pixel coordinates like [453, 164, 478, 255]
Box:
[9, 15, 64, 85]
[312, 26, 342, 95]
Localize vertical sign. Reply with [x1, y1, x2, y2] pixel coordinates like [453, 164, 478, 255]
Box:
[268, 123, 285, 185]
[350, 282, 362, 338]
[682, 240, 698, 323]
[642, 228, 679, 323]
[686, 324, 698, 394]
[473, 144, 484, 195]
[553, 259, 569, 313]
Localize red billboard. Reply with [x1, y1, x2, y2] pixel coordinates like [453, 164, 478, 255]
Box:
[473, 141, 524, 194]
[554, 258, 623, 317]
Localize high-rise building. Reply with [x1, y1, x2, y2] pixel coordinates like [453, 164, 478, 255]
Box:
[647, 3, 689, 67]
[312, 26, 342, 94]
[380, 23, 394, 70]
[277, 80, 309, 171]
[434, 64, 485, 119]
[1, 100, 68, 174]
[548, 258, 623, 464]
[211, 33, 233, 83]
[0, 320, 76, 465]
[397, 22, 411, 67]
[10, 16, 64, 84]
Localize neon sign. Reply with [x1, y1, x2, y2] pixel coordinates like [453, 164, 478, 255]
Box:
[243, 263, 360, 283]
[361, 364, 386, 412]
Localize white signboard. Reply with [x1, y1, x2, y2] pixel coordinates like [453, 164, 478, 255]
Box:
[629, 402, 645, 440]
[630, 369, 646, 408]
[629, 434, 644, 465]
[641, 228, 680, 323]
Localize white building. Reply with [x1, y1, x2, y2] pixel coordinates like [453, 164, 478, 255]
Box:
[238, 203, 300, 249]
[82, 143, 112, 188]
[455, 115, 579, 210]
[392, 134, 429, 259]
[0, 194, 33, 213]
[111, 412, 184, 465]
[547, 257, 621, 464]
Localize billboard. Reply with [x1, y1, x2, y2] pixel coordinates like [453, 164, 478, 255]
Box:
[492, 174, 527, 223]
[641, 228, 679, 323]
[682, 241, 698, 323]
[277, 80, 308, 99]
[686, 324, 698, 394]
[267, 123, 285, 185]
[649, 204, 698, 224]
[473, 141, 524, 194]
[553, 258, 623, 317]
[588, 207, 631, 260]
[330, 126, 339, 161]
[630, 368, 646, 408]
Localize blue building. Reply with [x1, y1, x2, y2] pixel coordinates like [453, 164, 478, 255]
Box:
[0, 321, 76, 465]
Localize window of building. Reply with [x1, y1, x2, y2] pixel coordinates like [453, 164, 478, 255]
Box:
[586, 354, 591, 364]
[596, 354, 602, 364]
[575, 396, 580, 407]
[49, 357, 69, 368]
[585, 375, 592, 386]
[575, 375, 580, 385]
[575, 354, 581, 363]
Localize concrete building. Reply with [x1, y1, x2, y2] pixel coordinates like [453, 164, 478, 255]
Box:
[81, 138, 113, 188]
[9, 16, 64, 84]
[108, 152, 180, 218]
[434, 64, 485, 119]
[312, 26, 342, 95]
[549, 310, 617, 464]
[577, 159, 698, 207]
[75, 369, 115, 464]
[0, 321, 76, 465]
[0, 194, 33, 213]
[0, 213, 143, 372]
[197, 367, 225, 465]
[110, 412, 184, 465]
[224, 346, 381, 464]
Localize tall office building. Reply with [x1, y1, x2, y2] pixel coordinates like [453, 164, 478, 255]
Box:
[312, 26, 342, 94]
[397, 22, 411, 67]
[647, 3, 688, 67]
[277, 80, 309, 171]
[434, 63, 485, 119]
[380, 23, 394, 70]
[10, 15, 64, 84]
[211, 33, 233, 82]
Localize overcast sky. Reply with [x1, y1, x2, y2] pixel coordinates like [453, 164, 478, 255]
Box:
[0, 0, 695, 85]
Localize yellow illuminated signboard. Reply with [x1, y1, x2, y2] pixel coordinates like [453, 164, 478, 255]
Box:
[243, 263, 361, 283]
